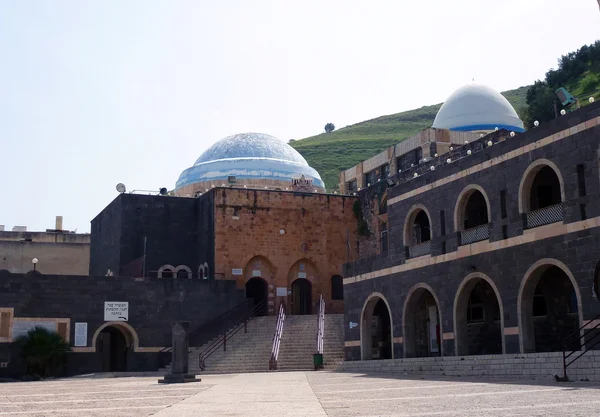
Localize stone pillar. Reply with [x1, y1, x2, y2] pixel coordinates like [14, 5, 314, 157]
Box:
[159, 321, 201, 383]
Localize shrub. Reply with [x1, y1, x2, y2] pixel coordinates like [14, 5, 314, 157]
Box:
[16, 327, 71, 378]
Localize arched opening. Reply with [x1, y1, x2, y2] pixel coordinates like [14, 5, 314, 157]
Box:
[403, 286, 441, 358]
[520, 161, 565, 228]
[404, 206, 432, 258]
[331, 275, 343, 300]
[529, 166, 562, 210]
[245, 277, 268, 316]
[455, 276, 503, 356]
[291, 279, 312, 315]
[594, 262, 600, 300]
[520, 264, 581, 353]
[463, 190, 489, 229]
[96, 326, 131, 372]
[361, 296, 392, 360]
[176, 269, 188, 279]
[162, 269, 173, 278]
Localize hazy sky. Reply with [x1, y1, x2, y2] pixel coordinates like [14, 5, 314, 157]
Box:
[1, 1, 599, 233]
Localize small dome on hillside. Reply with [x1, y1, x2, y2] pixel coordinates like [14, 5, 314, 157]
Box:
[432, 84, 525, 133]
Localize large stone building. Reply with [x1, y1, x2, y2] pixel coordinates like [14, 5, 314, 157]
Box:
[341, 86, 600, 368]
[0, 217, 90, 275]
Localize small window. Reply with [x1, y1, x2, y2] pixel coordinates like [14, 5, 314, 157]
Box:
[467, 291, 484, 323]
[331, 275, 343, 300]
[532, 286, 547, 317]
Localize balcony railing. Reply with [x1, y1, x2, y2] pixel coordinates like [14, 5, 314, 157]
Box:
[460, 223, 490, 245]
[526, 203, 564, 229]
[408, 240, 431, 258]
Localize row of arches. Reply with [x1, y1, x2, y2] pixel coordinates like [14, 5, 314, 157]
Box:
[360, 259, 583, 360]
[157, 263, 209, 279]
[403, 159, 564, 248]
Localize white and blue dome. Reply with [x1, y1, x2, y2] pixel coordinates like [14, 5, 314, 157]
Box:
[432, 84, 525, 133]
[175, 133, 324, 191]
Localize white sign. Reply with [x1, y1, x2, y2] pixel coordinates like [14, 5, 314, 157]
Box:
[74, 322, 88, 347]
[12, 321, 56, 339]
[349, 321, 358, 329]
[104, 302, 129, 321]
[252, 270, 261, 277]
[232, 268, 243, 276]
[298, 272, 307, 279]
[276, 287, 287, 297]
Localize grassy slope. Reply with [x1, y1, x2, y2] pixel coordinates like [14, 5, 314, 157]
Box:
[290, 87, 529, 191]
[291, 75, 600, 191]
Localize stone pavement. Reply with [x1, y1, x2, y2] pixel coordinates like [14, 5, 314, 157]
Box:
[1, 371, 600, 416]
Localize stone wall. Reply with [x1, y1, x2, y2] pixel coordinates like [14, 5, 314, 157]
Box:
[0, 271, 245, 377]
[213, 188, 357, 314]
[343, 101, 600, 360]
[339, 350, 600, 383]
[90, 193, 213, 278]
[0, 240, 89, 275]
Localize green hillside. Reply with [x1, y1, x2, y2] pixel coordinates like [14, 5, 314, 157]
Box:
[290, 87, 528, 191]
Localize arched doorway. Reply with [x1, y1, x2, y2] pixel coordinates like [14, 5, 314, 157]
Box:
[520, 263, 581, 353]
[361, 294, 393, 360]
[96, 326, 130, 372]
[291, 279, 312, 315]
[455, 186, 491, 245]
[403, 285, 441, 358]
[519, 160, 565, 228]
[245, 277, 268, 316]
[455, 275, 503, 356]
[529, 166, 562, 210]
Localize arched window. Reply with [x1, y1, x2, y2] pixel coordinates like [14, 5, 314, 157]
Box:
[331, 275, 344, 300]
[519, 160, 565, 229]
[404, 206, 432, 258]
[177, 269, 188, 279]
[455, 185, 491, 245]
[162, 269, 173, 278]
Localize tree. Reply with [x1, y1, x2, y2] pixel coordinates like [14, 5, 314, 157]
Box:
[16, 327, 71, 378]
[324, 123, 335, 133]
[523, 81, 557, 128]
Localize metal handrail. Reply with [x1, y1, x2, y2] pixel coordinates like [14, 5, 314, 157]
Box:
[317, 295, 325, 355]
[269, 301, 286, 370]
[561, 312, 600, 380]
[160, 299, 254, 354]
[197, 300, 266, 371]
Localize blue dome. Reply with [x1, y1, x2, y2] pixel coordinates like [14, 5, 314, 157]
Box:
[432, 84, 525, 133]
[194, 133, 309, 165]
[175, 133, 324, 190]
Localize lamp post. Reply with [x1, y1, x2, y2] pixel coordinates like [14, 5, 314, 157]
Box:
[32, 258, 38, 272]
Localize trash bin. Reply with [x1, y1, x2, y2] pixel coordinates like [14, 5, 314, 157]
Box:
[313, 353, 323, 371]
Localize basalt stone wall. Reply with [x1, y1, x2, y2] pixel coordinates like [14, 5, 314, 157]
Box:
[0, 271, 245, 377]
[344, 101, 600, 360]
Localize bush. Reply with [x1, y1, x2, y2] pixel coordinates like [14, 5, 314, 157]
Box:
[16, 327, 71, 378]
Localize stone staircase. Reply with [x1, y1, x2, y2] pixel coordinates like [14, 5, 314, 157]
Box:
[277, 314, 345, 371]
[160, 314, 345, 374]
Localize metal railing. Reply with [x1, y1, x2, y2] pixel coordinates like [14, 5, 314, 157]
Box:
[460, 223, 490, 245]
[526, 203, 564, 229]
[196, 300, 266, 371]
[408, 240, 431, 258]
[561, 313, 600, 381]
[269, 301, 286, 370]
[317, 295, 325, 355]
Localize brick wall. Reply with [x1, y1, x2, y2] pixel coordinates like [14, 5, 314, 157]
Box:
[213, 189, 358, 314]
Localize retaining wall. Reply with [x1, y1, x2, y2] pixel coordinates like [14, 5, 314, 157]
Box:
[339, 351, 600, 382]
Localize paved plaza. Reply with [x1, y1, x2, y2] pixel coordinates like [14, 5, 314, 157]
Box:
[1, 371, 600, 416]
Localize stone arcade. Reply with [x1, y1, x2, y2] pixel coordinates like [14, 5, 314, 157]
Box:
[341, 87, 600, 380]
